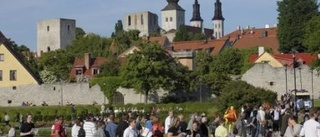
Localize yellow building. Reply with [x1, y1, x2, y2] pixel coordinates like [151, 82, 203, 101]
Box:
[0, 31, 41, 88]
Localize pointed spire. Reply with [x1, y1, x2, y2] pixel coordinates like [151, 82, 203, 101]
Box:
[212, 0, 224, 21]
[190, 0, 203, 22]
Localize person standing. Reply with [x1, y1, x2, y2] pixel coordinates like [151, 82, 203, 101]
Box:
[20, 114, 35, 137]
[299, 108, 320, 137]
[71, 118, 83, 137]
[215, 119, 228, 137]
[284, 115, 302, 137]
[83, 113, 97, 137]
[4, 112, 10, 125]
[165, 111, 174, 134]
[105, 114, 117, 137]
[116, 114, 129, 137]
[6, 124, 15, 137]
[123, 118, 138, 137]
[280, 109, 290, 137]
[52, 116, 67, 137]
[94, 121, 106, 137]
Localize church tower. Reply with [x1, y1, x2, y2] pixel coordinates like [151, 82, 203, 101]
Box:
[212, 0, 224, 39]
[190, 0, 203, 28]
[161, 0, 185, 32]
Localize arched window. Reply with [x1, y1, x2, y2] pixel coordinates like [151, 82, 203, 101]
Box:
[113, 92, 124, 104]
[128, 16, 131, 26]
[47, 46, 51, 52]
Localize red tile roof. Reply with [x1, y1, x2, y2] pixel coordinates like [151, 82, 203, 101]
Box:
[171, 39, 228, 55]
[69, 57, 107, 80]
[185, 25, 214, 39]
[233, 37, 279, 54]
[148, 36, 168, 46]
[248, 53, 318, 66]
[223, 27, 280, 54]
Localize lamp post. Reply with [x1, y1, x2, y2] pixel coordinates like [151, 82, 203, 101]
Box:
[284, 64, 288, 93]
[292, 52, 297, 116]
[311, 69, 314, 107]
[199, 77, 202, 103]
[103, 83, 106, 104]
[299, 67, 302, 90]
[60, 79, 64, 106]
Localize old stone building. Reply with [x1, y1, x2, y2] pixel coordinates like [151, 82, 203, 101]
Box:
[123, 11, 159, 37]
[37, 18, 76, 56]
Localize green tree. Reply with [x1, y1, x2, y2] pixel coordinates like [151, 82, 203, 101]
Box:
[120, 43, 189, 103]
[97, 57, 120, 77]
[90, 76, 122, 104]
[112, 20, 124, 38]
[173, 25, 190, 42]
[216, 80, 277, 112]
[38, 50, 74, 81]
[210, 47, 243, 75]
[277, 0, 318, 53]
[76, 27, 86, 39]
[303, 15, 320, 52]
[190, 51, 212, 90]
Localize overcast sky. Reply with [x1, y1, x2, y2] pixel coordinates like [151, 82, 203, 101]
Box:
[0, 0, 279, 51]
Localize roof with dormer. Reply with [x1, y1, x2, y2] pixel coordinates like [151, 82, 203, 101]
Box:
[171, 39, 229, 56]
[162, 0, 185, 11]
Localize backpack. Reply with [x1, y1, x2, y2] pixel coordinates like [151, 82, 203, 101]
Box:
[232, 126, 238, 135]
[78, 127, 86, 137]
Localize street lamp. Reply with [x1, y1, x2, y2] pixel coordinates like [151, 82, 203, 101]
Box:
[311, 69, 314, 107]
[60, 79, 64, 106]
[284, 64, 288, 93]
[292, 52, 297, 116]
[299, 67, 302, 90]
[199, 77, 202, 103]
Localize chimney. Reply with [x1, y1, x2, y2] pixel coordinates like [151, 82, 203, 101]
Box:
[84, 53, 91, 70]
[265, 24, 270, 28]
[258, 46, 265, 56]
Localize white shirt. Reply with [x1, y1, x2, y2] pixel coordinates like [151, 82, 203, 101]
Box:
[8, 127, 15, 137]
[273, 109, 280, 121]
[299, 118, 320, 137]
[71, 124, 80, 137]
[257, 110, 265, 122]
[164, 116, 172, 134]
[83, 121, 97, 137]
[123, 126, 138, 137]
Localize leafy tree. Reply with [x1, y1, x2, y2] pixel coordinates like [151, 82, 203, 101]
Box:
[90, 76, 122, 104]
[66, 34, 112, 58]
[303, 15, 320, 52]
[216, 80, 277, 112]
[173, 25, 190, 42]
[210, 47, 243, 75]
[277, 0, 318, 53]
[40, 69, 58, 83]
[38, 50, 74, 81]
[204, 72, 231, 96]
[97, 57, 120, 77]
[120, 43, 189, 103]
[173, 25, 206, 42]
[112, 20, 124, 38]
[190, 51, 213, 90]
[76, 27, 86, 39]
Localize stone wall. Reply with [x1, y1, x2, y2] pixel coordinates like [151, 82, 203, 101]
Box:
[242, 63, 320, 99]
[0, 83, 169, 107]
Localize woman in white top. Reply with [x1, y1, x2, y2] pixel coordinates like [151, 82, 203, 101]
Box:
[72, 118, 83, 137]
[284, 115, 302, 137]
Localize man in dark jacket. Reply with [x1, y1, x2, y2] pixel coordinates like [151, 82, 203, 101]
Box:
[280, 109, 290, 137]
[116, 114, 129, 137]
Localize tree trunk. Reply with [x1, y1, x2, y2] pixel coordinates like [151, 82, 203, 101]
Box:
[144, 90, 149, 104]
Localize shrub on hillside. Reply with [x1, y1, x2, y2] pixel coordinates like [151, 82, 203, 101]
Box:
[215, 80, 277, 112]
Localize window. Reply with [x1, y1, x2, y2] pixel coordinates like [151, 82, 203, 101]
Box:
[0, 70, 2, 81]
[141, 14, 143, 25]
[93, 68, 99, 75]
[215, 24, 217, 28]
[218, 24, 221, 28]
[10, 70, 17, 81]
[166, 18, 168, 22]
[75, 69, 83, 75]
[67, 25, 70, 31]
[47, 26, 50, 31]
[128, 16, 131, 26]
[0, 54, 3, 61]
[170, 17, 173, 22]
[47, 46, 51, 52]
